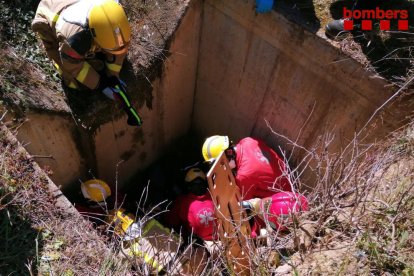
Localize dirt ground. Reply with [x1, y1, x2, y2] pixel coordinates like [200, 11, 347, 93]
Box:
[277, 0, 414, 88]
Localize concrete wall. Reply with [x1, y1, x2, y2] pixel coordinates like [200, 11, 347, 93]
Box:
[15, 0, 410, 190]
[88, 0, 202, 186]
[15, 112, 87, 187]
[193, 0, 407, 170]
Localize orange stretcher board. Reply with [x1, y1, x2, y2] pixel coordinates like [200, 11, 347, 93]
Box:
[206, 151, 254, 275]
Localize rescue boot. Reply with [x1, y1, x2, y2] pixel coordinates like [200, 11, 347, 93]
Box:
[325, 19, 348, 38]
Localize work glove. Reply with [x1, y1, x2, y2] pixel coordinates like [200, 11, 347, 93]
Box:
[243, 198, 261, 214]
[99, 76, 143, 126]
[255, 0, 274, 13]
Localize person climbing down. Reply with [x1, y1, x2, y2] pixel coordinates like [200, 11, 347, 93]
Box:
[31, 0, 142, 126]
[202, 135, 292, 200]
[164, 168, 218, 243]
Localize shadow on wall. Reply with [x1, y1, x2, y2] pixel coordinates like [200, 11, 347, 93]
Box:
[0, 207, 44, 274]
[122, 59, 157, 110]
[329, 0, 414, 85]
[124, 134, 203, 211]
[274, 0, 321, 33]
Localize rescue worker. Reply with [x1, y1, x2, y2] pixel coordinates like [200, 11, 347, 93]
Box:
[31, 0, 142, 126]
[202, 135, 292, 200]
[74, 178, 128, 224]
[77, 179, 195, 274]
[164, 168, 217, 242]
[164, 168, 306, 248]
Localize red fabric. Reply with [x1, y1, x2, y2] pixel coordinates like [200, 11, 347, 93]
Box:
[263, 192, 309, 230]
[248, 192, 309, 234]
[235, 137, 292, 200]
[165, 193, 216, 241]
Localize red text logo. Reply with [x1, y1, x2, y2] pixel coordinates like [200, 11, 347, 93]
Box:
[343, 7, 409, 31]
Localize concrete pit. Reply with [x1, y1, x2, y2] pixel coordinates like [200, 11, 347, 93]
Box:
[12, 0, 410, 206]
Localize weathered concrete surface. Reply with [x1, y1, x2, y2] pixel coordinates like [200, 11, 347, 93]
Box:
[93, 0, 202, 185]
[1, 124, 79, 213]
[15, 112, 88, 188]
[193, 0, 409, 174]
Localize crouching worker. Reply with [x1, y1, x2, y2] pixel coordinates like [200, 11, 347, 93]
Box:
[202, 135, 292, 200]
[74, 179, 127, 227]
[164, 168, 219, 250]
[31, 0, 142, 126]
[77, 179, 206, 274]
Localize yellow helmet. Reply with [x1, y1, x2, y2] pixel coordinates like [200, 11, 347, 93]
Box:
[81, 179, 111, 203]
[202, 135, 229, 161]
[88, 0, 131, 54]
[185, 168, 206, 183]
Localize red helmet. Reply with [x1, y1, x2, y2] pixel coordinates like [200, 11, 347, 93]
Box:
[261, 192, 309, 230]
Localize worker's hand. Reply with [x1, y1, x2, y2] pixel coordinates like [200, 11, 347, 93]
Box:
[100, 77, 143, 126]
[255, 0, 273, 13]
[247, 198, 262, 214]
[102, 86, 118, 100]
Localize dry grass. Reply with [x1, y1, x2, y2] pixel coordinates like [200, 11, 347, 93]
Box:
[257, 117, 414, 274]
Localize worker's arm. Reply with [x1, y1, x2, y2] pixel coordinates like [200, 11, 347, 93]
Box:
[235, 174, 256, 200]
[99, 76, 143, 126]
[59, 41, 101, 90]
[104, 52, 127, 77]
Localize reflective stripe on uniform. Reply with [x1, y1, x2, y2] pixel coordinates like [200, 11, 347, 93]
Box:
[68, 81, 78, 89]
[75, 62, 91, 83]
[53, 62, 63, 75]
[129, 244, 163, 272]
[53, 62, 78, 89]
[38, 33, 47, 40]
[106, 62, 122, 73]
[37, 7, 60, 24]
[144, 254, 162, 272]
[117, 89, 131, 107]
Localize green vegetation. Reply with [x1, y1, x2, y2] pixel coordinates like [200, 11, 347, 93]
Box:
[0, 0, 58, 83]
